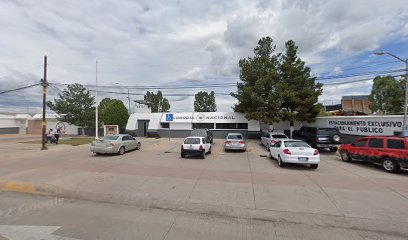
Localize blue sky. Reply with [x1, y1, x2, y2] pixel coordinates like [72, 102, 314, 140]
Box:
[0, 0, 407, 113]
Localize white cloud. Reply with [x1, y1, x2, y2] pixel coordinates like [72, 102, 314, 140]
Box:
[0, 0, 407, 112]
[179, 67, 205, 81]
[332, 66, 343, 75]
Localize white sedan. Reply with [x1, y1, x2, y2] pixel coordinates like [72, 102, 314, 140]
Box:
[268, 139, 320, 169]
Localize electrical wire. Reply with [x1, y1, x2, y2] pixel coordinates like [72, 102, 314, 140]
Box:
[0, 83, 41, 95]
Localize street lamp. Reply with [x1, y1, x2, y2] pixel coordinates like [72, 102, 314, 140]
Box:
[374, 51, 408, 134]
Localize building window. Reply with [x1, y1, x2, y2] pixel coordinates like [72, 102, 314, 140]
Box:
[237, 123, 248, 129]
[192, 123, 214, 129]
[161, 122, 169, 128]
[216, 123, 248, 129]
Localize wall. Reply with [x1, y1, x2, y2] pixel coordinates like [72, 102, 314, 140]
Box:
[27, 119, 79, 135]
[0, 114, 30, 134]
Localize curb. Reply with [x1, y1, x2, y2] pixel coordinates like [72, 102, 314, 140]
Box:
[0, 181, 59, 195]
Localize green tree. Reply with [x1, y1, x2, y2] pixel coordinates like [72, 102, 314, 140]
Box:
[231, 37, 281, 123]
[98, 98, 123, 118]
[316, 103, 330, 116]
[276, 40, 323, 133]
[232, 37, 322, 136]
[194, 91, 217, 112]
[368, 75, 404, 114]
[144, 91, 170, 112]
[47, 83, 95, 128]
[101, 100, 129, 129]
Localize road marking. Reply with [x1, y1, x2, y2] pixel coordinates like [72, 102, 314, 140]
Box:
[0, 225, 80, 240]
[0, 181, 58, 195]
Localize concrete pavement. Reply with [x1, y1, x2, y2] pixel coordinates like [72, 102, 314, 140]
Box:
[0, 135, 408, 239]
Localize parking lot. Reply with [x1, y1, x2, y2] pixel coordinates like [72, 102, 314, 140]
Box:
[1, 135, 408, 239]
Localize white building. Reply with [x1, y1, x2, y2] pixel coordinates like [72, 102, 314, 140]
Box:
[28, 114, 80, 135]
[0, 113, 31, 134]
[126, 112, 261, 138]
[126, 109, 404, 140]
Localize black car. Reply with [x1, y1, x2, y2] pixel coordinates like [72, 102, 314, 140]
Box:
[190, 129, 213, 143]
[292, 126, 343, 152]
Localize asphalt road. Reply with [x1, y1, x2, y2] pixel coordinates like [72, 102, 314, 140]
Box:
[0, 135, 407, 239]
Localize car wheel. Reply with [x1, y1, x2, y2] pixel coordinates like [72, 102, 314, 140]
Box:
[201, 151, 206, 159]
[208, 146, 212, 154]
[310, 164, 318, 169]
[181, 152, 185, 158]
[95, 152, 102, 156]
[268, 151, 273, 159]
[266, 144, 270, 151]
[118, 146, 125, 155]
[278, 156, 285, 168]
[382, 159, 400, 173]
[329, 147, 338, 152]
[340, 150, 352, 162]
[136, 142, 141, 150]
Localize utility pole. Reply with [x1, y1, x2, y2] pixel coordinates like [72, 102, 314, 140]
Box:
[128, 88, 131, 114]
[95, 60, 99, 139]
[41, 56, 47, 150]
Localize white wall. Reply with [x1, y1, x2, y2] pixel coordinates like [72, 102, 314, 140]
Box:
[268, 115, 404, 136]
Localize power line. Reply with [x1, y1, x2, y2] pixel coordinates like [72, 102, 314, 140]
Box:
[0, 83, 41, 95]
[312, 60, 400, 76]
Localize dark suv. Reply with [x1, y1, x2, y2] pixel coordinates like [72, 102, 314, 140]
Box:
[190, 129, 213, 143]
[293, 126, 343, 152]
[339, 136, 408, 173]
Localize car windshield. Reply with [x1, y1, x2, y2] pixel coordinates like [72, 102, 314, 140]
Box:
[272, 134, 287, 138]
[101, 136, 119, 140]
[284, 141, 310, 148]
[317, 128, 338, 135]
[228, 134, 243, 139]
[184, 138, 201, 144]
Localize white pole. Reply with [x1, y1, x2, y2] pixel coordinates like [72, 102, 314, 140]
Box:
[95, 60, 99, 139]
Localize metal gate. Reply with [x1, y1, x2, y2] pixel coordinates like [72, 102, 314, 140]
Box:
[137, 120, 150, 137]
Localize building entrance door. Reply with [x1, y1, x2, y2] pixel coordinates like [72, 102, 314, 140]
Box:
[137, 120, 150, 136]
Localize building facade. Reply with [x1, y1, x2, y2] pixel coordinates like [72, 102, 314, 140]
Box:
[126, 112, 261, 139]
[341, 95, 372, 114]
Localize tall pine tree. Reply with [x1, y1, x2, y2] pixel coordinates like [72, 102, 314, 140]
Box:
[276, 40, 323, 135]
[232, 37, 322, 135]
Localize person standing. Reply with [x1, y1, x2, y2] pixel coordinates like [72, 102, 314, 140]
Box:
[55, 127, 61, 144]
[46, 129, 54, 143]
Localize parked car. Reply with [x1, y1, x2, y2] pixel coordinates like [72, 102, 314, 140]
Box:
[181, 136, 211, 159]
[339, 136, 408, 173]
[224, 133, 246, 152]
[90, 134, 141, 155]
[260, 131, 288, 150]
[293, 126, 342, 152]
[190, 129, 213, 143]
[268, 139, 320, 169]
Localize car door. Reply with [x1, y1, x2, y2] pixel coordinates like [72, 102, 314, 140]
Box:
[260, 132, 267, 146]
[122, 135, 131, 150]
[349, 138, 368, 160]
[386, 138, 407, 161]
[129, 136, 137, 150]
[270, 141, 281, 159]
[365, 138, 385, 164]
[202, 138, 210, 153]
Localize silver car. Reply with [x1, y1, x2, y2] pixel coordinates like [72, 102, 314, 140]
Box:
[224, 133, 246, 152]
[90, 134, 141, 155]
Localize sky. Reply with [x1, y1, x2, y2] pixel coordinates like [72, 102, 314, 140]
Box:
[0, 0, 408, 113]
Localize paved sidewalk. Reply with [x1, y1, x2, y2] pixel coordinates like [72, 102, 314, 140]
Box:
[1, 136, 408, 238]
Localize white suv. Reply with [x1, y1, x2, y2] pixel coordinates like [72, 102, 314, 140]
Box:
[261, 132, 288, 150]
[181, 136, 211, 159]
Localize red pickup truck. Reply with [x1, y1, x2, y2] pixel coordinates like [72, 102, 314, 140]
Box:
[338, 136, 408, 173]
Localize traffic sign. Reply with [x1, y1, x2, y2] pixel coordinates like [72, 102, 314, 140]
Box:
[166, 114, 173, 122]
